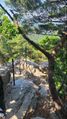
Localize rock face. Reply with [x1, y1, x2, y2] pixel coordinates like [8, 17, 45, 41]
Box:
[39, 62, 48, 72]
[0, 66, 11, 89]
[5, 78, 49, 119]
[6, 79, 38, 119]
[38, 84, 49, 97]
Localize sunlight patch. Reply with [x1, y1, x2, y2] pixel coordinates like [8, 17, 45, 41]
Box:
[10, 100, 16, 104]
[6, 108, 12, 113]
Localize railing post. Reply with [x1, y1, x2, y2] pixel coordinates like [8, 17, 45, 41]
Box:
[12, 59, 15, 85]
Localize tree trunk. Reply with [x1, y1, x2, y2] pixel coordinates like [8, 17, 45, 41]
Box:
[48, 56, 62, 106]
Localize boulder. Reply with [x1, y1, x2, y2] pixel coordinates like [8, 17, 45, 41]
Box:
[6, 79, 38, 119]
[0, 66, 11, 89]
[38, 84, 49, 97]
[39, 62, 48, 72]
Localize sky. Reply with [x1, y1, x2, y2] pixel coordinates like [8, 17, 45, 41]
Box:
[0, 0, 7, 8]
[0, 0, 13, 19]
[0, 0, 10, 13]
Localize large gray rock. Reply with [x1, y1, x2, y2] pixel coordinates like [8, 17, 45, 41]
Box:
[6, 79, 38, 119]
[0, 66, 11, 89]
[39, 62, 48, 72]
[5, 79, 49, 119]
[38, 84, 49, 97]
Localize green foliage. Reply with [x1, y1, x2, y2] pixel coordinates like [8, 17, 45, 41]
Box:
[54, 47, 67, 98]
[0, 16, 18, 38]
[20, 41, 46, 63]
[39, 35, 60, 51]
[39, 35, 67, 98]
[0, 8, 5, 17]
[39, 23, 58, 31]
[0, 12, 45, 63]
[49, 6, 67, 18]
[0, 14, 24, 62]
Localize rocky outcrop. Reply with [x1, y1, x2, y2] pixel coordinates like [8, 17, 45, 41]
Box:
[0, 66, 11, 89]
[5, 79, 49, 119]
[20, 60, 48, 74]
[6, 79, 37, 118]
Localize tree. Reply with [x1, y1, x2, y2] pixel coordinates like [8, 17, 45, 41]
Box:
[0, 0, 67, 107]
[0, 13, 24, 63]
[0, 11, 44, 63]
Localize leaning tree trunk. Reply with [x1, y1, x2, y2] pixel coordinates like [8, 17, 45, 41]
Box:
[48, 56, 62, 106]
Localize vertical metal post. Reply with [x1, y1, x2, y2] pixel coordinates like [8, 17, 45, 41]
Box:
[12, 59, 15, 85]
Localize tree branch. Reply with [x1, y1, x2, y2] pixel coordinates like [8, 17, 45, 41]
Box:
[0, 4, 13, 21]
[18, 27, 53, 59]
[0, 4, 52, 59]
